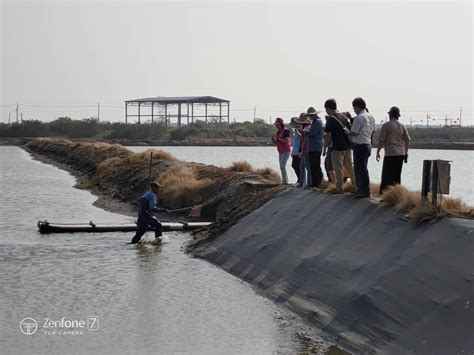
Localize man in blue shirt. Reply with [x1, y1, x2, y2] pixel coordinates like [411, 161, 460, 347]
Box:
[303, 107, 324, 188]
[130, 181, 168, 244]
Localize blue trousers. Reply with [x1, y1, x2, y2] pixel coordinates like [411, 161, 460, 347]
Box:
[279, 151, 291, 183]
[298, 154, 312, 187]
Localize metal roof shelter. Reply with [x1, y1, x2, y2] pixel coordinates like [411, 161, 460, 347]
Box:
[124, 96, 230, 127]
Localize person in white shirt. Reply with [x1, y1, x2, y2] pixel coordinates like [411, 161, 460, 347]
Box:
[347, 97, 376, 198]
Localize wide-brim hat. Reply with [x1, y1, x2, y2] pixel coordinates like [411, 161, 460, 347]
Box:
[294, 113, 311, 124]
[306, 107, 321, 116]
[290, 116, 300, 127]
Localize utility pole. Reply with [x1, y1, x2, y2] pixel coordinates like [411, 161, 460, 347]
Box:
[253, 106, 256, 122]
[426, 113, 430, 128]
[459, 107, 463, 127]
[8, 112, 11, 124]
[97, 103, 100, 122]
[21, 113, 23, 123]
[16, 102, 19, 124]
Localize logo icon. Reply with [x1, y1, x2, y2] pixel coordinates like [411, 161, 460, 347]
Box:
[20, 318, 38, 335]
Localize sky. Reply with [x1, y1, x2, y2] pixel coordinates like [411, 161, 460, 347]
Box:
[1, 0, 473, 126]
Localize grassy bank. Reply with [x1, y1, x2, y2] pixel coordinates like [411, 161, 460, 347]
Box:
[25, 138, 285, 221]
[321, 181, 473, 222]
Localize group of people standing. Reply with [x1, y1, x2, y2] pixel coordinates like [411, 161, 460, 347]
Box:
[272, 97, 411, 199]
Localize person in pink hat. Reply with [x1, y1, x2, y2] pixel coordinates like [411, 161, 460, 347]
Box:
[271, 117, 291, 184]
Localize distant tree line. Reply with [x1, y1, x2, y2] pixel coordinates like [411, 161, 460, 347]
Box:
[0, 117, 274, 140]
[0, 116, 472, 142]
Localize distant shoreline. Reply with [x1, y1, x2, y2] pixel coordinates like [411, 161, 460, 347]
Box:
[1, 137, 473, 150]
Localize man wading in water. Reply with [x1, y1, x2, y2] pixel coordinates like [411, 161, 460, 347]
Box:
[130, 181, 168, 244]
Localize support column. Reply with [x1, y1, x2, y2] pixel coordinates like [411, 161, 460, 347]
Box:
[151, 102, 154, 123]
[227, 102, 230, 125]
[421, 160, 432, 200]
[138, 102, 141, 124]
[187, 103, 189, 125]
[191, 103, 194, 123]
[178, 103, 182, 127]
[219, 102, 222, 124]
[125, 102, 128, 124]
[205, 103, 208, 124]
[165, 104, 168, 127]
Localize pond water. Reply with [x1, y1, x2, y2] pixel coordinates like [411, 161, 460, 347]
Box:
[0, 146, 341, 354]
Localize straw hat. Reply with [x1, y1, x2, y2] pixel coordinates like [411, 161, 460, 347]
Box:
[290, 116, 300, 127]
[306, 107, 321, 116]
[294, 113, 311, 124]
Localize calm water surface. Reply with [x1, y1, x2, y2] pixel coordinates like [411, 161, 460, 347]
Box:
[129, 146, 474, 205]
[0, 147, 339, 354]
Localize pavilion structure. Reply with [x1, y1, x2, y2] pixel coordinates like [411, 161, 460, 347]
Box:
[124, 96, 230, 126]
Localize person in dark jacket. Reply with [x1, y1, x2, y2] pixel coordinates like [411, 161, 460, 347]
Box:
[130, 182, 168, 244]
[323, 98, 357, 192]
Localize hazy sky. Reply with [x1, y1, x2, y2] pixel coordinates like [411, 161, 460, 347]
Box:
[1, 0, 473, 125]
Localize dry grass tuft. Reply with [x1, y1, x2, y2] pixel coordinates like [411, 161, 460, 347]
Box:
[136, 149, 176, 161]
[381, 185, 406, 207]
[395, 190, 421, 213]
[91, 157, 123, 184]
[370, 183, 381, 196]
[227, 161, 253, 172]
[317, 180, 332, 191]
[227, 161, 281, 182]
[439, 196, 473, 218]
[381, 185, 474, 222]
[342, 181, 357, 192]
[408, 200, 437, 224]
[381, 185, 421, 212]
[323, 184, 340, 194]
[255, 167, 281, 181]
[440, 197, 466, 214]
[158, 164, 214, 209]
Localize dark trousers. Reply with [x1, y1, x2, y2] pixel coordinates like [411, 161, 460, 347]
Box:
[291, 155, 301, 183]
[324, 147, 333, 181]
[380, 155, 404, 194]
[308, 151, 323, 187]
[131, 214, 162, 244]
[353, 143, 371, 195]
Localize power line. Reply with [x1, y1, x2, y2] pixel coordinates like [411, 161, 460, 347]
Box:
[20, 104, 97, 108]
